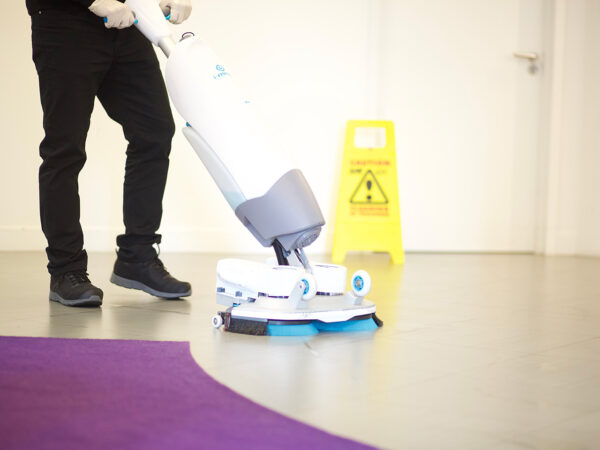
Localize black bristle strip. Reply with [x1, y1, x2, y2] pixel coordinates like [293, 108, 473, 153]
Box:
[225, 317, 268, 336]
[372, 314, 384, 327]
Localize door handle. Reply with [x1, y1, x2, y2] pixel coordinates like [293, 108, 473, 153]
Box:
[513, 52, 538, 61]
[513, 52, 539, 74]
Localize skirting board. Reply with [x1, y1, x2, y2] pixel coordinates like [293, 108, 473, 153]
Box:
[1, 226, 597, 256]
[0, 226, 331, 254]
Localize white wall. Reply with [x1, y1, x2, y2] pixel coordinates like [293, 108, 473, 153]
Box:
[0, 0, 373, 255]
[539, 0, 600, 256]
[1, 0, 598, 256]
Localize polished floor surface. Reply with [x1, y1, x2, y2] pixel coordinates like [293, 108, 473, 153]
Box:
[1, 251, 600, 449]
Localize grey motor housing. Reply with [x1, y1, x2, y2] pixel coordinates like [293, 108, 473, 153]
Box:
[235, 169, 325, 251]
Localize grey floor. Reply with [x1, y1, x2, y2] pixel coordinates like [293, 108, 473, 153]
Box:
[1, 251, 600, 449]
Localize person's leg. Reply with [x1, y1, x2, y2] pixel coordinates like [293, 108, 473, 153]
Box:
[96, 26, 190, 298]
[96, 27, 174, 262]
[31, 10, 112, 305]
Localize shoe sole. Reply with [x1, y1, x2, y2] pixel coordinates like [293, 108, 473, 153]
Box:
[49, 291, 102, 307]
[110, 273, 191, 299]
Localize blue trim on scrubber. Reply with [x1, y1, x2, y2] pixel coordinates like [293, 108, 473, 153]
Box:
[267, 318, 378, 336]
[267, 324, 318, 336]
[353, 275, 364, 292]
[315, 318, 378, 332]
[103, 17, 138, 24]
[301, 279, 309, 295]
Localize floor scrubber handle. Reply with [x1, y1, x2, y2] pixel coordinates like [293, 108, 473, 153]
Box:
[125, 0, 176, 56]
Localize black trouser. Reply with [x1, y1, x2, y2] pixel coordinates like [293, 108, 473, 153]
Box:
[31, 9, 175, 276]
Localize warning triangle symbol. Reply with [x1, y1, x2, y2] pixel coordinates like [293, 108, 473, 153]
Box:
[350, 170, 388, 204]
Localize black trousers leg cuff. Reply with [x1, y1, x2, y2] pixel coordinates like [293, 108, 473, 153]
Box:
[116, 234, 161, 263]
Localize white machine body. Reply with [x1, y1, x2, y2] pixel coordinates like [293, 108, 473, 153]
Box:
[127, 0, 291, 203]
[216, 259, 348, 303]
[216, 259, 375, 323]
[124, 0, 379, 333]
[230, 298, 376, 323]
[166, 37, 292, 201]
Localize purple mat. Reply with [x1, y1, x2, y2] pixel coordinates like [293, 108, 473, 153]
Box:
[0, 336, 371, 450]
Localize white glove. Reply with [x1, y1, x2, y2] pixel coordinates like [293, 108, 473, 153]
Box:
[89, 0, 136, 29]
[159, 0, 192, 24]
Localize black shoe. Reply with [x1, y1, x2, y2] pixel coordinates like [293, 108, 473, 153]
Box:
[110, 257, 191, 299]
[49, 271, 103, 307]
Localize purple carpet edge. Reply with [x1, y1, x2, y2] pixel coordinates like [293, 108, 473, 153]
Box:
[0, 335, 374, 450]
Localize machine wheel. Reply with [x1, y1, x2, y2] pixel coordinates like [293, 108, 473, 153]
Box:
[212, 314, 223, 329]
[299, 273, 317, 300]
[351, 270, 371, 296]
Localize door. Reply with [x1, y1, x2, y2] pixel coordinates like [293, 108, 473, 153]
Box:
[378, 0, 544, 251]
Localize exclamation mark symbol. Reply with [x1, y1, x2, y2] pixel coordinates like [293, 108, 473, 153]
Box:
[366, 179, 372, 202]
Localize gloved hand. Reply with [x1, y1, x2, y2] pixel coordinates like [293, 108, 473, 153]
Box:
[159, 0, 192, 24]
[89, 0, 136, 29]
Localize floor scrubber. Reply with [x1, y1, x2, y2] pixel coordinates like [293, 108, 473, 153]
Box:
[126, 0, 382, 335]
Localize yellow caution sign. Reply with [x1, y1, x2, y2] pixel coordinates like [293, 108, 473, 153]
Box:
[332, 120, 404, 264]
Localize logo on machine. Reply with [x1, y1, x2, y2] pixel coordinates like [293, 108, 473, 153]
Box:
[213, 64, 231, 80]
